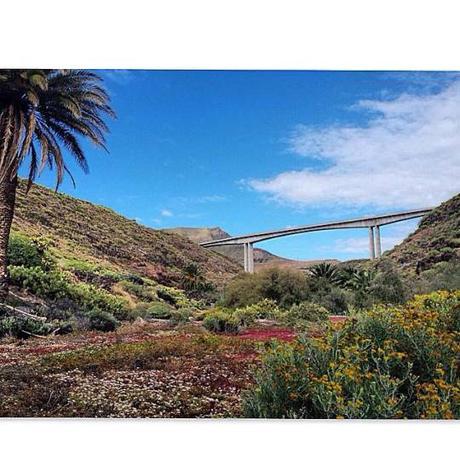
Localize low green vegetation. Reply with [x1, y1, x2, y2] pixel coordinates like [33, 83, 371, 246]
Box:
[0, 232, 207, 338]
[4, 228, 459, 343]
[203, 299, 281, 333]
[220, 262, 409, 315]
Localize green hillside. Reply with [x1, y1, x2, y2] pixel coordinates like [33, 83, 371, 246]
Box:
[12, 181, 241, 289]
[386, 193, 460, 274]
[0, 181, 243, 337]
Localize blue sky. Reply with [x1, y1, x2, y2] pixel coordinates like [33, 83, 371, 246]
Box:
[25, 70, 460, 261]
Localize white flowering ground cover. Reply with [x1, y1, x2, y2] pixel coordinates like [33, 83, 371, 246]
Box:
[0, 322, 289, 417]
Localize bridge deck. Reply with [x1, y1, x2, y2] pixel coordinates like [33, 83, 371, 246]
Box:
[201, 207, 433, 247]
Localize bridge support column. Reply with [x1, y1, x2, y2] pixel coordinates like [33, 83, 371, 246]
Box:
[243, 243, 249, 272]
[248, 243, 254, 273]
[374, 225, 382, 258]
[243, 242, 254, 273]
[368, 226, 375, 260]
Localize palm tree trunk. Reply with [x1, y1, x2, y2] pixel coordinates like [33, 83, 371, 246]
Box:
[0, 175, 17, 302]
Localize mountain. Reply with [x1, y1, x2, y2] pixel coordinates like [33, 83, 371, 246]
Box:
[166, 226, 338, 271]
[385, 193, 460, 274]
[12, 182, 241, 289]
[170, 227, 231, 243]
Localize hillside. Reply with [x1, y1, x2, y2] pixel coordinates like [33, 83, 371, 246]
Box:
[386, 193, 460, 274]
[12, 181, 241, 289]
[166, 226, 337, 271]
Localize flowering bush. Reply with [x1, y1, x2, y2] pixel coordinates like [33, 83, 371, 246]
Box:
[243, 290, 460, 419]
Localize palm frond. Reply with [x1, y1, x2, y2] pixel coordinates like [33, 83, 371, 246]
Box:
[0, 69, 115, 188]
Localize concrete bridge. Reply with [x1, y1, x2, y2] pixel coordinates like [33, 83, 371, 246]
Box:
[200, 208, 433, 273]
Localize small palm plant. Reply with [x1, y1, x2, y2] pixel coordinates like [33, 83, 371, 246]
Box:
[0, 70, 115, 301]
[181, 262, 214, 295]
[308, 262, 340, 285]
[181, 263, 203, 291]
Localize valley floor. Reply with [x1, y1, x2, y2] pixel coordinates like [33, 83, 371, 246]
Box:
[0, 322, 294, 418]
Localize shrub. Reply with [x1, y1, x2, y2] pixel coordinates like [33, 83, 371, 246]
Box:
[86, 308, 119, 332]
[156, 286, 178, 304]
[7, 233, 54, 270]
[9, 265, 69, 298]
[284, 302, 329, 332]
[156, 286, 201, 309]
[169, 308, 193, 325]
[9, 266, 128, 320]
[67, 261, 124, 288]
[125, 273, 144, 285]
[232, 300, 282, 325]
[222, 268, 308, 309]
[180, 262, 216, 297]
[411, 258, 460, 293]
[232, 307, 258, 328]
[258, 268, 309, 308]
[8, 234, 43, 268]
[147, 302, 173, 320]
[120, 281, 158, 302]
[312, 286, 353, 314]
[0, 316, 56, 339]
[220, 273, 263, 308]
[369, 262, 407, 305]
[67, 282, 128, 319]
[243, 290, 460, 419]
[203, 310, 240, 333]
[248, 299, 280, 317]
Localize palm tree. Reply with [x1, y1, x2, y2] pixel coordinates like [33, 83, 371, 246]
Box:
[0, 70, 114, 302]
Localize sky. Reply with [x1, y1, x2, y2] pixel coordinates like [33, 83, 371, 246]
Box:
[25, 70, 460, 261]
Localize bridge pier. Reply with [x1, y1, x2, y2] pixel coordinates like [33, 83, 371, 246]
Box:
[248, 243, 254, 273]
[375, 225, 382, 257]
[243, 243, 248, 272]
[369, 226, 375, 259]
[369, 225, 382, 259]
[243, 242, 254, 273]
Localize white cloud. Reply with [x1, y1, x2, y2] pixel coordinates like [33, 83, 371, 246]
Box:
[249, 81, 460, 209]
[160, 209, 173, 217]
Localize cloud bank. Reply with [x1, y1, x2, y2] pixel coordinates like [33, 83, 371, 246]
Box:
[249, 81, 460, 209]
